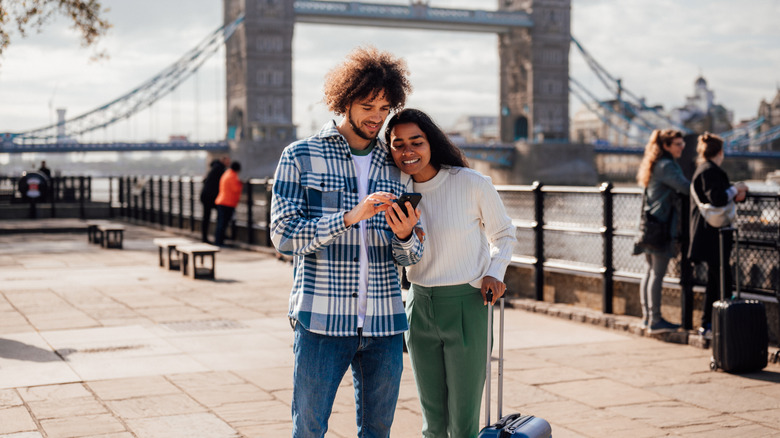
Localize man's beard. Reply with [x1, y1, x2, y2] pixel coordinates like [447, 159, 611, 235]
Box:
[348, 110, 377, 141]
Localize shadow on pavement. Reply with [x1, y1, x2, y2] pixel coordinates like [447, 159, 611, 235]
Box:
[0, 338, 73, 362]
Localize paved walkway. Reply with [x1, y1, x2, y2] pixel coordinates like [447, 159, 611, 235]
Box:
[0, 220, 778, 438]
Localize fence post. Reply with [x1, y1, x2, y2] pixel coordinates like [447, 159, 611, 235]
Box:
[533, 181, 544, 301]
[109, 177, 114, 218]
[600, 182, 614, 314]
[158, 177, 165, 226]
[246, 180, 254, 245]
[167, 177, 173, 227]
[189, 179, 196, 232]
[679, 194, 694, 330]
[78, 176, 85, 219]
[178, 178, 184, 229]
[50, 176, 57, 218]
[87, 176, 92, 202]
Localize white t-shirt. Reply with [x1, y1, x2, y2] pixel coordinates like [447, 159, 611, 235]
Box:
[351, 148, 373, 328]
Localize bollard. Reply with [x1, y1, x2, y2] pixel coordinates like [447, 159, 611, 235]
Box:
[532, 181, 544, 301]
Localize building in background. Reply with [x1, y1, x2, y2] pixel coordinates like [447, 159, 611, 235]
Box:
[758, 88, 780, 151]
[671, 76, 733, 134]
[448, 115, 499, 144]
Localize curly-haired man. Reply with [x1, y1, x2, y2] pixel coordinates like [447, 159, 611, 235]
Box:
[271, 46, 424, 437]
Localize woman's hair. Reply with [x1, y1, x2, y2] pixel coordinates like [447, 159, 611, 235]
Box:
[696, 132, 725, 164]
[636, 129, 683, 187]
[384, 108, 469, 170]
[323, 46, 412, 115]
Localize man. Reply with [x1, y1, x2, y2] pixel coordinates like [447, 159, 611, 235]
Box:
[271, 46, 423, 437]
[214, 161, 242, 247]
[200, 156, 229, 243]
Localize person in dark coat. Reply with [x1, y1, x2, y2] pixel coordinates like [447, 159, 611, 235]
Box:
[688, 133, 748, 337]
[200, 156, 229, 243]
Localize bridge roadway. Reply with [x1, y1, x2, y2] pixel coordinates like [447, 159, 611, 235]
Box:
[0, 219, 779, 437]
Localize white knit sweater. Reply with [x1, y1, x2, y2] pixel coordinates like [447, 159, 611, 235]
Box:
[405, 166, 516, 289]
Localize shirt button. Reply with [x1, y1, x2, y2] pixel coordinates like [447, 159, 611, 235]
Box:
[352, 189, 357, 193]
[353, 257, 358, 262]
[352, 293, 358, 298]
[320, 182, 325, 187]
[354, 224, 359, 230]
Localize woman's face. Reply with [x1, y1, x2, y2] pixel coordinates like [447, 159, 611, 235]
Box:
[663, 137, 685, 159]
[389, 122, 438, 182]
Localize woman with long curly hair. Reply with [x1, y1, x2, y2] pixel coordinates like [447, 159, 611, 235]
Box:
[688, 133, 748, 337]
[634, 129, 690, 332]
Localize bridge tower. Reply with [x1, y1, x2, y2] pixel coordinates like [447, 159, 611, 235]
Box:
[499, 0, 570, 143]
[223, 0, 297, 178]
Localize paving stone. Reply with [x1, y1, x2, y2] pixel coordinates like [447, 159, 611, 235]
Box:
[0, 432, 44, 438]
[27, 397, 108, 420]
[508, 365, 598, 385]
[606, 400, 718, 429]
[0, 389, 23, 407]
[125, 413, 240, 438]
[106, 393, 206, 419]
[0, 407, 37, 434]
[651, 381, 780, 413]
[18, 383, 91, 402]
[39, 414, 126, 438]
[541, 378, 667, 408]
[87, 376, 181, 401]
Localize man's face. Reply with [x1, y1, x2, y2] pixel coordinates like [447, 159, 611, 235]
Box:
[346, 91, 391, 141]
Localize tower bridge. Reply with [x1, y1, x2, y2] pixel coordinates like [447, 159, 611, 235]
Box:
[225, 0, 569, 177]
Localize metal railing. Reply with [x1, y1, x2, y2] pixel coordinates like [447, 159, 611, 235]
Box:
[45, 175, 778, 327]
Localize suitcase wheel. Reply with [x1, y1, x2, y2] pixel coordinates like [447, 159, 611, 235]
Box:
[709, 359, 718, 371]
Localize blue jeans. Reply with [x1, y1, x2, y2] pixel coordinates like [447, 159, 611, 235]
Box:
[292, 324, 403, 438]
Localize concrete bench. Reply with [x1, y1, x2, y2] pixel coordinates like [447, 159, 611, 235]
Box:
[152, 237, 195, 271]
[86, 220, 111, 244]
[96, 223, 125, 249]
[176, 243, 220, 279]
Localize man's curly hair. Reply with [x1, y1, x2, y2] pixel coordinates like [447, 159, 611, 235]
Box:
[323, 46, 412, 115]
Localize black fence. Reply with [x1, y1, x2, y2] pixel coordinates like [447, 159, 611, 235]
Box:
[9, 174, 774, 324]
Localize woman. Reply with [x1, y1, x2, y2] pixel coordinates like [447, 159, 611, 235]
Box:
[688, 133, 747, 337]
[634, 129, 689, 333]
[385, 108, 516, 438]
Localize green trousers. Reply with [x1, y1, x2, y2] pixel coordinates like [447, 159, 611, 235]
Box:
[405, 283, 488, 438]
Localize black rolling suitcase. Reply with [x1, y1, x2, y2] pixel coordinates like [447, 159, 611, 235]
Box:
[710, 227, 768, 373]
[479, 291, 552, 438]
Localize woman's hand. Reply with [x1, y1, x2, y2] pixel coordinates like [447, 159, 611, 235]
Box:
[385, 200, 421, 240]
[481, 276, 506, 305]
[344, 192, 395, 227]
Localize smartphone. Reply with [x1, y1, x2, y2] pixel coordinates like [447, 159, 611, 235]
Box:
[393, 192, 422, 216]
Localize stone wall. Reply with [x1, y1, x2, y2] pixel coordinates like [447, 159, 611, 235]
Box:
[504, 263, 779, 344]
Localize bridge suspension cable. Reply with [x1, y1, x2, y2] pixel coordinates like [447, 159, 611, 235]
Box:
[571, 35, 691, 134]
[15, 14, 245, 144]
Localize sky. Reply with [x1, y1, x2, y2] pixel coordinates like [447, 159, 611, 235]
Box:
[0, 0, 778, 143]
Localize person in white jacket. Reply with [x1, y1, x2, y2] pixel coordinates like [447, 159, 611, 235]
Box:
[386, 108, 517, 438]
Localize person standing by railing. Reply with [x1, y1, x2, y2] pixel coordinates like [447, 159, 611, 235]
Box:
[688, 133, 748, 338]
[214, 161, 242, 247]
[200, 156, 229, 243]
[634, 129, 690, 333]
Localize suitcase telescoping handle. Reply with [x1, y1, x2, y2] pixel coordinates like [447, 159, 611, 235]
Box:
[718, 227, 739, 301]
[484, 289, 505, 427]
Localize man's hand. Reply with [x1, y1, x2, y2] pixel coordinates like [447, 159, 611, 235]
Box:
[481, 276, 506, 306]
[734, 182, 749, 202]
[385, 200, 420, 240]
[344, 192, 395, 227]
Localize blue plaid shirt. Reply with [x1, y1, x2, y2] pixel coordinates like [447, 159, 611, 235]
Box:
[271, 121, 423, 337]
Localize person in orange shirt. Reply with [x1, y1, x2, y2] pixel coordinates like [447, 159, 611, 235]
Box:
[214, 161, 243, 246]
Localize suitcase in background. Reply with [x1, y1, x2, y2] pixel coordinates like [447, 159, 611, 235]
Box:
[710, 227, 768, 373]
[479, 291, 552, 438]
